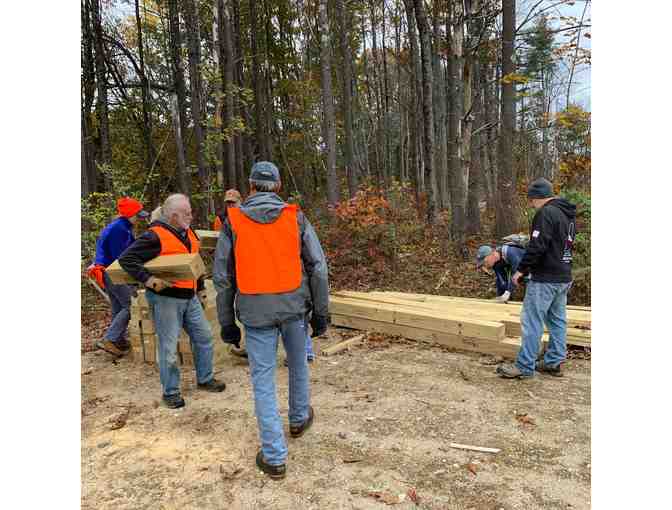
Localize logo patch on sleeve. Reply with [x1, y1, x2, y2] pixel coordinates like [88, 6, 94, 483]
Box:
[532, 230, 540, 238]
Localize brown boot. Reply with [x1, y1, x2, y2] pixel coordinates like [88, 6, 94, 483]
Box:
[96, 339, 125, 357]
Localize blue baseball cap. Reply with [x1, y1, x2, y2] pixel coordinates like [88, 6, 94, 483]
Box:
[249, 161, 280, 182]
[476, 245, 493, 268]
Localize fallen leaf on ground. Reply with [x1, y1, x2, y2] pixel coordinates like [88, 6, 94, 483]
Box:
[82, 367, 94, 376]
[516, 413, 536, 426]
[219, 464, 243, 480]
[109, 405, 132, 430]
[466, 463, 478, 475]
[368, 491, 407, 505]
[407, 487, 420, 504]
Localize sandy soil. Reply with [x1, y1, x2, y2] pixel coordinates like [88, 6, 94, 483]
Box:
[81, 330, 590, 510]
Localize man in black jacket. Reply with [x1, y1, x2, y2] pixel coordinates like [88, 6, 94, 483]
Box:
[118, 194, 226, 408]
[497, 178, 576, 379]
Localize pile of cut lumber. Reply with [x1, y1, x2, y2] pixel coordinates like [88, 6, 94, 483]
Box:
[127, 280, 228, 366]
[330, 291, 591, 359]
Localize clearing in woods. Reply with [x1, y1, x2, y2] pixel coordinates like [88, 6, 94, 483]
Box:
[81, 330, 591, 510]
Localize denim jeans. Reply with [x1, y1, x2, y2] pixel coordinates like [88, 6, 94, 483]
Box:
[145, 292, 214, 397]
[103, 272, 133, 344]
[245, 318, 310, 466]
[516, 281, 572, 375]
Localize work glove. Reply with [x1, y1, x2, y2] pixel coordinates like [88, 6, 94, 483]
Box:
[221, 324, 242, 348]
[310, 314, 329, 338]
[145, 276, 171, 292]
[197, 290, 208, 309]
[495, 290, 511, 303]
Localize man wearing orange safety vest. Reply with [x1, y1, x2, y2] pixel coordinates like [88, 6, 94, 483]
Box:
[88, 197, 149, 357]
[213, 161, 329, 480]
[212, 189, 242, 231]
[119, 194, 227, 409]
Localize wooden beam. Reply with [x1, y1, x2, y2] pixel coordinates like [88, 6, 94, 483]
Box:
[194, 229, 219, 250]
[331, 297, 506, 341]
[331, 313, 518, 358]
[106, 253, 206, 284]
[321, 334, 366, 356]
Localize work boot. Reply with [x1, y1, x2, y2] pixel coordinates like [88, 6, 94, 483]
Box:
[536, 360, 564, 377]
[496, 363, 534, 379]
[197, 378, 227, 393]
[163, 394, 185, 409]
[255, 450, 286, 480]
[96, 339, 125, 357]
[290, 406, 314, 438]
[116, 339, 131, 353]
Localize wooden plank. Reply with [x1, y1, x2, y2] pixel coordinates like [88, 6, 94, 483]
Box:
[181, 352, 194, 366]
[502, 320, 591, 346]
[321, 334, 366, 356]
[374, 291, 591, 313]
[140, 319, 155, 334]
[143, 335, 157, 364]
[335, 291, 591, 333]
[106, 253, 206, 285]
[331, 314, 518, 358]
[194, 229, 219, 250]
[449, 443, 501, 454]
[331, 297, 506, 341]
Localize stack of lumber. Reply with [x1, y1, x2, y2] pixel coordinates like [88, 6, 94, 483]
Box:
[127, 280, 228, 366]
[106, 253, 206, 285]
[194, 229, 219, 250]
[330, 291, 591, 359]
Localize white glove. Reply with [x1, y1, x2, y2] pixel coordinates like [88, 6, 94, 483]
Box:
[495, 291, 511, 303]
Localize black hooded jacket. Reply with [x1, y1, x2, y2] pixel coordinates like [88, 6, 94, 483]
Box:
[517, 198, 577, 283]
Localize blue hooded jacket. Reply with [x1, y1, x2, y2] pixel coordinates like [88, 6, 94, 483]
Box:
[94, 217, 136, 267]
[493, 244, 525, 296]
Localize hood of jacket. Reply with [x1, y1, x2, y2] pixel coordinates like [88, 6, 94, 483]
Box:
[546, 198, 576, 222]
[238, 192, 289, 224]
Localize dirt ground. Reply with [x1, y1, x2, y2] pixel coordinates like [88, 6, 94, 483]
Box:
[81, 330, 591, 510]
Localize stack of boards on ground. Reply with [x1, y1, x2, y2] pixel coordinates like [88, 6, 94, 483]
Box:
[127, 280, 240, 369]
[330, 291, 591, 359]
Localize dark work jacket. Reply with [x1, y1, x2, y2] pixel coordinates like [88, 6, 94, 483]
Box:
[118, 221, 205, 299]
[493, 244, 525, 295]
[517, 198, 577, 283]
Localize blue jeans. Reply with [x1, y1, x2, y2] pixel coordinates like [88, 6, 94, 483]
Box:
[103, 272, 132, 344]
[516, 281, 572, 375]
[145, 292, 214, 397]
[245, 319, 311, 466]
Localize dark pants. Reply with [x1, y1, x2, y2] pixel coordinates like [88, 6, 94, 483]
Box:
[103, 272, 133, 344]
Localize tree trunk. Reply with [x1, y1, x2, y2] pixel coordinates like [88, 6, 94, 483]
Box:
[466, 56, 482, 234]
[221, 0, 237, 189]
[91, 0, 111, 174]
[82, 0, 97, 195]
[184, 0, 207, 221]
[412, 0, 437, 224]
[496, 0, 517, 237]
[432, 6, 448, 210]
[134, 0, 156, 184]
[167, 0, 190, 193]
[336, 0, 358, 197]
[249, 0, 269, 160]
[403, 0, 423, 200]
[212, 0, 225, 193]
[318, 0, 340, 208]
[231, 0, 246, 192]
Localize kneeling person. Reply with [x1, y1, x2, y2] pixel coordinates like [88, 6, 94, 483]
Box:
[119, 194, 226, 408]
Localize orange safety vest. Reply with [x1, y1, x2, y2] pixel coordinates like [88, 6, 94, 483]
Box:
[227, 205, 302, 294]
[149, 225, 201, 290]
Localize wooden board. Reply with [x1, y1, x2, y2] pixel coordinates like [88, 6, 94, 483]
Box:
[373, 291, 592, 313]
[321, 334, 366, 356]
[334, 291, 591, 337]
[106, 253, 206, 285]
[502, 320, 591, 346]
[331, 297, 506, 341]
[194, 230, 219, 250]
[331, 313, 519, 358]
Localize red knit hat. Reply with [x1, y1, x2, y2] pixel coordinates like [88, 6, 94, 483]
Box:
[117, 197, 148, 219]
